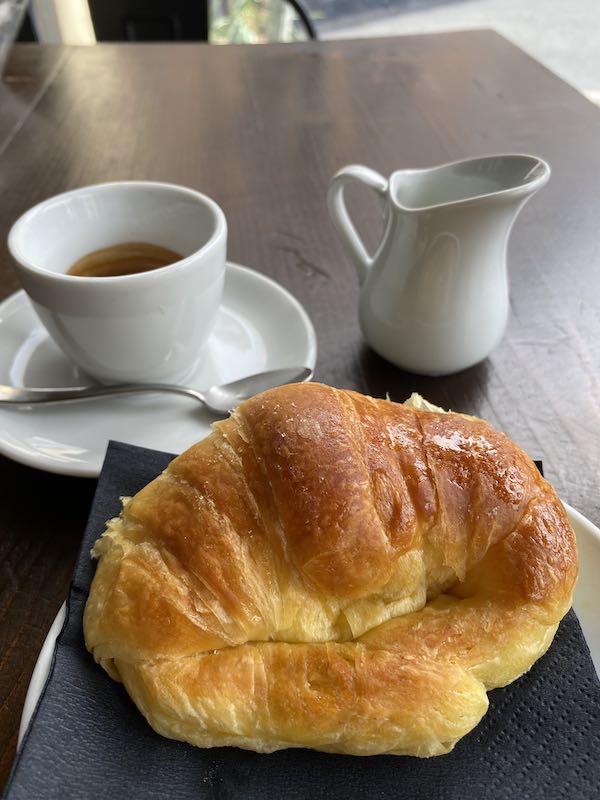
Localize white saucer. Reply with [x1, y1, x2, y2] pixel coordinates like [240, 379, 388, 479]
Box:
[17, 504, 600, 748]
[0, 262, 317, 477]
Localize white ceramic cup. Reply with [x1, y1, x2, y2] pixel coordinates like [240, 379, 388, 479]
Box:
[8, 181, 227, 384]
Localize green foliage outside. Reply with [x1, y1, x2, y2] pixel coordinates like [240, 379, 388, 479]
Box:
[209, 0, 310, 43]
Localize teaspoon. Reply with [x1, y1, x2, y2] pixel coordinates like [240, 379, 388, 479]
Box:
[0, 366, 313, 415]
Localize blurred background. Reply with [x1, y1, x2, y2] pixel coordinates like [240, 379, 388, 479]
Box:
[3, 0, 600, 103]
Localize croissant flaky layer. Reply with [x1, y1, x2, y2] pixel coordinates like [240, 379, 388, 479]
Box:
[83, 383, 578, 757]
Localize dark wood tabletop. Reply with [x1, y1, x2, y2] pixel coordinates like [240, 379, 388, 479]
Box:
[1, 31, 599, 790]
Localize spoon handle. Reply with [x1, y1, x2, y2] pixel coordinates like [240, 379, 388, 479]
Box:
[0, 366, 313, 407]
[0, 383, 199, 404]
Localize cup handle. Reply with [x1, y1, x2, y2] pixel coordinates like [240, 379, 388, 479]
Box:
[327, 165, 388, 285]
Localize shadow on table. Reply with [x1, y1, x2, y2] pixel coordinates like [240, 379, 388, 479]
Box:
[357, 343, 491, 413]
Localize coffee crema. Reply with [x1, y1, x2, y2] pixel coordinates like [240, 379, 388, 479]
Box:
[67, 242, 183, 278]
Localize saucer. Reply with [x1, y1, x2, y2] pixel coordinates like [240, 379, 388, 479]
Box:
[0, 262, 317, 477]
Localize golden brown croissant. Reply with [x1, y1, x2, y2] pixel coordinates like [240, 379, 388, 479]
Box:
[83, 383, 578, 757]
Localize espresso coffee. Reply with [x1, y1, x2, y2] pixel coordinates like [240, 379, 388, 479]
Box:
[67, 242, 183, 278]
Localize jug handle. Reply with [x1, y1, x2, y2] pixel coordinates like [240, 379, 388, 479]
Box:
[327, 165, 388, 285]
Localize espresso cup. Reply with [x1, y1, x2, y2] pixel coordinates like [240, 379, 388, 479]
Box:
[8, 181, 227, 384]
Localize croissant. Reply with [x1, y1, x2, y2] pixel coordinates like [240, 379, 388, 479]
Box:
[83, 382, 577, 757]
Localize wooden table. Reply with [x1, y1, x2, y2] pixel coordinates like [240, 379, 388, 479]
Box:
[1, 32, 599, 791]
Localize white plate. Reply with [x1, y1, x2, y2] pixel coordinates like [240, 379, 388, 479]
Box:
[0, 262, 317, 478]
[18, 504, 600, 749]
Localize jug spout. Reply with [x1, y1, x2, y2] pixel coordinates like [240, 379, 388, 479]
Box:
[389, 154, 550, 214]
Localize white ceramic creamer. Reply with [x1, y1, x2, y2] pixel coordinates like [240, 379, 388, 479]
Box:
[328, 154, 550, 375]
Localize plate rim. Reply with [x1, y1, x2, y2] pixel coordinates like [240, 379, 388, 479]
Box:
[0, 261, 317, 478]
[17, 503, 600, 749]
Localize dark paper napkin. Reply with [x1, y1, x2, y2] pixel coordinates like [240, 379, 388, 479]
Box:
[4, 441, 600, 800]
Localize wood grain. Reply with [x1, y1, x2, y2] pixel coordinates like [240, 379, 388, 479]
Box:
[1, 33, 599, 790]
[0, 46, 69, 156]
[0, 459, 95, 786]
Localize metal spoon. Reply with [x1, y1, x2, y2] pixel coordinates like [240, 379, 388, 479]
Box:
[0, 366, 313, 415]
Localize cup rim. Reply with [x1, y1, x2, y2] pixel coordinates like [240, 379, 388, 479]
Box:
[7, 181, 227, 285]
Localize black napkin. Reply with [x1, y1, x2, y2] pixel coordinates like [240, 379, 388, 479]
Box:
[4, 442, 600, 800]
